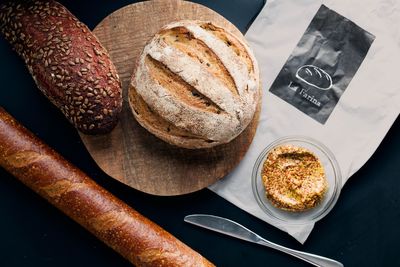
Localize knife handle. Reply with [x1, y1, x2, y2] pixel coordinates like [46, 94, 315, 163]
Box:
[257, 238, 344, 267]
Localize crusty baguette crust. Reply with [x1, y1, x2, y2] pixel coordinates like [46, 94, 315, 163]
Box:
[129, 20, 260, 149]
[0, 107, 214, 267]
[0, 0, 122, 134]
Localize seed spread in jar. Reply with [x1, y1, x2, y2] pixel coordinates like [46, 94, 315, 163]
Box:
[261, 145, 328, 212]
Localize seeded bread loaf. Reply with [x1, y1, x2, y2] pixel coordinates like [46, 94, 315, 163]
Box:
[0, 0, 122, 134]
[0, 107, 214, 267]
[129, 20, 260, 149]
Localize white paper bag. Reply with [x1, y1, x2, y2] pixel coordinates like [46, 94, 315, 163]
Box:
[210, 0, 400, 243]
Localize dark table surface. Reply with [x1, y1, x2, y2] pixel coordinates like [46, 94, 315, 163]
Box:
[1, 1, 399, 266]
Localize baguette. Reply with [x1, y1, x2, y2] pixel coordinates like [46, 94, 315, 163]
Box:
[0, 107, 214, 267]
[0, 0, 122, 134]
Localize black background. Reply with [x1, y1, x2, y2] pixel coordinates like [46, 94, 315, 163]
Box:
[0, 1, 399, 266]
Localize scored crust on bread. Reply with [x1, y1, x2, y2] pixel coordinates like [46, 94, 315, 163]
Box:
[0, 0, 122, 134]
[129, 20, 260, 149]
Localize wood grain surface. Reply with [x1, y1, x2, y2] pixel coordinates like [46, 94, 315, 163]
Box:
[79, 0, 261, 196]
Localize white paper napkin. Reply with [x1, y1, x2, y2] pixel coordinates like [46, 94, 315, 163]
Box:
[209, 0, 400, 243]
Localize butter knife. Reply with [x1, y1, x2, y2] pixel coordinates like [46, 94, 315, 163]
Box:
[184, 214, 343, 267]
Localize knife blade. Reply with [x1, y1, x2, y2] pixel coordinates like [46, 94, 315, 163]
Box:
[184, 214, 263, 244]
[184, 214, 344, 267]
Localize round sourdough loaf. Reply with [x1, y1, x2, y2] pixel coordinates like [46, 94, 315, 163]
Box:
[129, 20, 260, 149]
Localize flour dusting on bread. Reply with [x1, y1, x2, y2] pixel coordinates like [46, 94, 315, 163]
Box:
[129, 20, 260, 148]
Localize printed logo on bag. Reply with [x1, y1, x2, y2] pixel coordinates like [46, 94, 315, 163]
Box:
[295, 65, 332, 91]
[269, 5, 375, 124]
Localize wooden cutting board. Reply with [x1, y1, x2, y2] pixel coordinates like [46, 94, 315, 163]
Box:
[79, 0, 261, 196]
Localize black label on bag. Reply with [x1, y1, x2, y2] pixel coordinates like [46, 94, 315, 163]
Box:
[269, 5, 375, 124]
